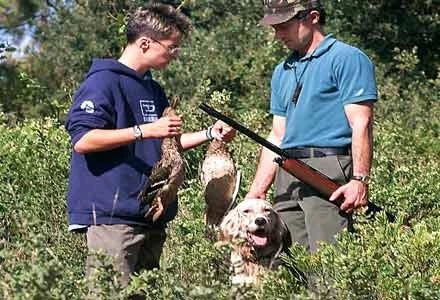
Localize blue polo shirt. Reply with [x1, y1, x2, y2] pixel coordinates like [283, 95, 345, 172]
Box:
[270, 34, 378, 148]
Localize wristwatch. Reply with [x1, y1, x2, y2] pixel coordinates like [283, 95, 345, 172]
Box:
[133, 125, 143, 141]
[351, 175, 370, 185]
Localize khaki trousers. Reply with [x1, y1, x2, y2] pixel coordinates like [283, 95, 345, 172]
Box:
[274, 155, 353, 253]
[86, 224, 166, 287]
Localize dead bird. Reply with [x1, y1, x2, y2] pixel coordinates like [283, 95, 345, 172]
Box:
[139, 97, 185, 222]
[201, 139, 240, 227]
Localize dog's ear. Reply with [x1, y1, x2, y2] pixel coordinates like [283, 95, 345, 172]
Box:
[219, 208, 243, 241]
[278, 214, 291, 247]
[270, 209, 291, 246]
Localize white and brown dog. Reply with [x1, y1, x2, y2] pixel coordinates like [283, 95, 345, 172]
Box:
[218, 198, 289, 285]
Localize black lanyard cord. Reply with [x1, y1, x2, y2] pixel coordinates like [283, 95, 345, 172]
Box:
[291, 48, 317, 105]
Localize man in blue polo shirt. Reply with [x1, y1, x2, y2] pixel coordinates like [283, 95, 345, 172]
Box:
[247, 0, 377, 253]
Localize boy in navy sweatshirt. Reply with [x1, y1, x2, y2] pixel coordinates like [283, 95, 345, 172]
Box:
[65, 3, 235, 288]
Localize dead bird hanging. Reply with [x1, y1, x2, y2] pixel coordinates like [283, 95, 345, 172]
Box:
[138, 97, 185, 222]
[201, 139, 240, 227]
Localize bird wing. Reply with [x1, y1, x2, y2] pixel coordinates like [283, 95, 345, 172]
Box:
[139, 164, 170, 204]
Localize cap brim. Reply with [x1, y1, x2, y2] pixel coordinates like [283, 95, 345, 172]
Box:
[259, 11, 297, 26]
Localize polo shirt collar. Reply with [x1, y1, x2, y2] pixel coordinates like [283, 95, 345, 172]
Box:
[284, 34, 337, 70]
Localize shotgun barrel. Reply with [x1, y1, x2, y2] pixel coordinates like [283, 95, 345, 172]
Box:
[199, 103, 395, 222]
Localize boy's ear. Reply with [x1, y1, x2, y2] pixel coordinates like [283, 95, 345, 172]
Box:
[136, 36, 150, 51]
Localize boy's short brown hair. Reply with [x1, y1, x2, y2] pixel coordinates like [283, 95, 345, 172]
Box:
[126, 3, 192, 44]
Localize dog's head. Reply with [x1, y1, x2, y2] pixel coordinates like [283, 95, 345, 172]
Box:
[219, 198, 286, 249]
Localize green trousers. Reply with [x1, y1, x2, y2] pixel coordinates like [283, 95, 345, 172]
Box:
[274, 155, 353, 253]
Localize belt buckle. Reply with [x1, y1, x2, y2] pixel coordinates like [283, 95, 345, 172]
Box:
[310, 148, 326, 158]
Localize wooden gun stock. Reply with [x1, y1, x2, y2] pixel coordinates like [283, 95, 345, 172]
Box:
[275, 157, 395, 222]
[275, 157, 343, 206]
[199, 103, 395, 222]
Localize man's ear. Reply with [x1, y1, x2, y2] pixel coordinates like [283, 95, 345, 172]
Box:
[310, 10, 320, 25]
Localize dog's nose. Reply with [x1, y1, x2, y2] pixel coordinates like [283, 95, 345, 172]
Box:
[255, 217, 267, 226]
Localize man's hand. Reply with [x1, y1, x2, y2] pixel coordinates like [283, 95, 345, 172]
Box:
[329, 180, 368, 213]
[211, 120, 236, 142]
[141, 115, 182, 138]
[244, 191, 267, 200]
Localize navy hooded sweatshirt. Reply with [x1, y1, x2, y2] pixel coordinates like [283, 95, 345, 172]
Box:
[65, 58, 177, 228]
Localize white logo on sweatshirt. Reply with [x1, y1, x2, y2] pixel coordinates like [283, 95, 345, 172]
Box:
[140, 100, 158, 122]
[80, 100, 95, 113]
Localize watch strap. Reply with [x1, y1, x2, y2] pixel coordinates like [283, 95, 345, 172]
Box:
[351, 175, 370, 184]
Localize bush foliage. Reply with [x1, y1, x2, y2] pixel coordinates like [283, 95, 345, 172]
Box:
[0, 0, 439, 299]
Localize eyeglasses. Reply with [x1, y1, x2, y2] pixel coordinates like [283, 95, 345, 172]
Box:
[150, 37, 181, 56]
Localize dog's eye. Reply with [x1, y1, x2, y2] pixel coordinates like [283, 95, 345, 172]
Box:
[243, 209, 250, 214]
[264, 208, 272, 213]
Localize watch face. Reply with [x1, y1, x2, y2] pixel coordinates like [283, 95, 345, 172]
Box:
[133, 125, 143, 140]
[352, 175, 370, 184]
[360, 176, 370, 183]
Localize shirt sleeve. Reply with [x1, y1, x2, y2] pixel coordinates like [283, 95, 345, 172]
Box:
[270, 66, 288, 117]
[65, 82, 116, 146]
[334, 51, 378, 105]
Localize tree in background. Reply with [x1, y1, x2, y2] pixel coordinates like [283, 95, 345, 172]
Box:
[326, 0, 439, 78]
[0, 0, 438, 123]
[0, 0, 45, 37]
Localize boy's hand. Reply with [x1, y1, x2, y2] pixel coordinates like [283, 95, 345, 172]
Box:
[141, 115, 182, 138]
[211, 120, 236, 142]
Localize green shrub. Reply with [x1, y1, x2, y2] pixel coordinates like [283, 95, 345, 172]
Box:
[1, 81, 440, 298]
[286, 217, 440, 299]
[0, 118, 86, 299]
[0, 219, 88, 299]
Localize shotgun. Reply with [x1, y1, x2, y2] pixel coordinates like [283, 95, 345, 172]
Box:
[199, 103, 395, 222]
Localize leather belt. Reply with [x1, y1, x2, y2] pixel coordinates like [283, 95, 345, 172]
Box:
[284, 146, 351, 159]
